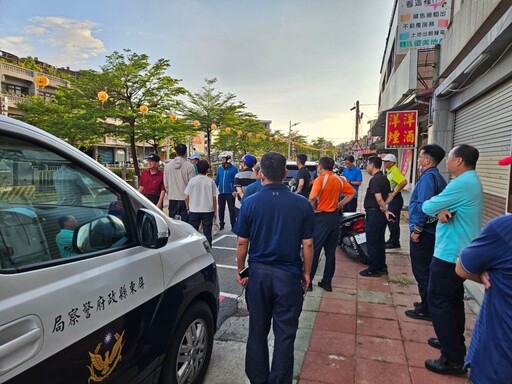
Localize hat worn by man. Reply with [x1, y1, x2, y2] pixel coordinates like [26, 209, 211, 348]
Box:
[147, 154, 160, 162]
[382, 153, 397, 163]
[188, 153, 200, 160]
[498, 155, 512, 166]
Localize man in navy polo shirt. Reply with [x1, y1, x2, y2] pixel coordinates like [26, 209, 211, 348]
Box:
[234, 152, 315, 384]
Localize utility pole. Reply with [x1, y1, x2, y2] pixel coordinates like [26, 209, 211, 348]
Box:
[288, 121, 300, 159]
[350, 100, 361, 141]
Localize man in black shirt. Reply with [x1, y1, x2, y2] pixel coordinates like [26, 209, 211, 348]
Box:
[360, 156, 394, 277]
[294, 154, 311, 198]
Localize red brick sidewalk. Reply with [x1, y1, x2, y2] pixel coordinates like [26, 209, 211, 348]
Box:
[296, 247, 475, 384]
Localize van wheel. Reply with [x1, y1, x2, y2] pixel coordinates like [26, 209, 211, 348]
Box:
[160, 301, 214, 384]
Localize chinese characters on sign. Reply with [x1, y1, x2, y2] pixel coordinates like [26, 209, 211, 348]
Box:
[396, 0, 451, 54]
[52, 276, 145, 334]
[385, 111, 417, 149]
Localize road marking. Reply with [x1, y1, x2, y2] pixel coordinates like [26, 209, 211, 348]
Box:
[213, 246, 238, 251]
[212, 234, 237, 244]
[212, 234, 228, 244]
[216, 264, 237, 269]
[220, 292, 240, 300]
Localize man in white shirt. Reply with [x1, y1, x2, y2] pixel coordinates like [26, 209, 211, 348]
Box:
[184, 160, 218, 245]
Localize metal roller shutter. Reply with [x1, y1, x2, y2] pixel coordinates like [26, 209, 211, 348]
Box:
[453, 79, 512, 223]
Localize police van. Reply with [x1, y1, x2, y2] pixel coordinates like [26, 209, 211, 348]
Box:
[0, 115, 219, 384]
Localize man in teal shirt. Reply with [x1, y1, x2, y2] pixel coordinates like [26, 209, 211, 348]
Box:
[56, 215, 79, 258]
[422, 144, 482, 376]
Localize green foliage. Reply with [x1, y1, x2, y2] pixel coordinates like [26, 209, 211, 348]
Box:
[17, 49, 187, 176]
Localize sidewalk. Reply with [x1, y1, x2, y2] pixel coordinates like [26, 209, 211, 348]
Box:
[294, 224, 478, 384]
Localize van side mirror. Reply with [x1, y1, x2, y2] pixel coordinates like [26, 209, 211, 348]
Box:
[73, 215, 128, 253]
[136, 209, 169, 249]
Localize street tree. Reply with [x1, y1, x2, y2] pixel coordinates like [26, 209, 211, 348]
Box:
[18, 49, 187, 176]
[178, 78, 254, 163]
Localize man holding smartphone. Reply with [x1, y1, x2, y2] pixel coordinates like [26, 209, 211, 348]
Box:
[422, 144, 483, 376]
[234, 152, 315, 384]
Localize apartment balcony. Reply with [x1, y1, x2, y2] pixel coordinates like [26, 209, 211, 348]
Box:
[0, 93, 28, 108]
[0, 62, 68, 88]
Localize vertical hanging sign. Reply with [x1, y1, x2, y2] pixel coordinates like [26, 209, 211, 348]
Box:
[385, 110, 417, 148]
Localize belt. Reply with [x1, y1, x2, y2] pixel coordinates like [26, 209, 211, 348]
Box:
[315, 210, 338, 215]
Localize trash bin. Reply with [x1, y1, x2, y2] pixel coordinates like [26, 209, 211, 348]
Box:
[131, 176, 138, 189]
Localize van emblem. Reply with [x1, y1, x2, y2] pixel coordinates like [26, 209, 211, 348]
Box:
[87, 330, 125, 383]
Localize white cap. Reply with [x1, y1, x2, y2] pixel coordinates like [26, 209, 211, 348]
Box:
[382, 154, 397, 163]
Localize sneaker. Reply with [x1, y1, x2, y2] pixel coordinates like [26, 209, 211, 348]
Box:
[385, 243, 401, 249]
[359, 268, 382, 277]
[307, 283, 313, 292]
[378, 268, 389, 276]
[219, 224, 225, 230]
[425, 355, 468, 376]
[405, 309, 431, 321]
[318, 281, 332, 292]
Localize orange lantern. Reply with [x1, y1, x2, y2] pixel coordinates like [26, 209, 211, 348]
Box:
[237, 130, 242, 137]
[169, 114, 177, 122]
[192, 120, 200, 127]
[225, 127, 231, 133]
[247, 132, 253, 138]
[210, 123, 217, 130]
[139, 105, 149, 114]
[35, 74, 49, 89]
[97, 91, 109, 103]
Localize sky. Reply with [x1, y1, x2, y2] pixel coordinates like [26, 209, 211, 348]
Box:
[0, 0, 393, 145]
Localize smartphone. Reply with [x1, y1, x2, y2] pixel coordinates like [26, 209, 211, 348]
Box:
[239, 267, 249, 278]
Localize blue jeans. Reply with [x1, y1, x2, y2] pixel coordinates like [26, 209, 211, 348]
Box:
[387, 192, 403, 245]
[310, 211, 340, 285]
[409, 231, 435, 313]
[188, 212, 214, 245]
[428, 257, 466, 364]
[245, 263, 304, 384]
[365, 209, 387, 272]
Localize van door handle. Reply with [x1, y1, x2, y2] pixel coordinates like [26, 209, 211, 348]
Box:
[0, 316, 44, 375]
[0, 328, 42, 360]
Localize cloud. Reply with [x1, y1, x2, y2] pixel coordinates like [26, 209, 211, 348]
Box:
[0, 35, 33, 56]
[22, 16, 107, 67]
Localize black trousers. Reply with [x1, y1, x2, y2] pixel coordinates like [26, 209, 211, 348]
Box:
[387, 192, 403, 245]
[365, 209, 387, 272]
[218, 193, 236, 228]
[144, 194, 160, 205]
[343, 198, 358, 213]
[428, 257, 466, 364]
[409, 231, 435, 313]
[168, 199, 189, 223]
[188, 212, 214, 245]
[310, 211, 340, 285]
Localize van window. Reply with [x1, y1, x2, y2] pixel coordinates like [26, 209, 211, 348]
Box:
[0, 135, 134, 271]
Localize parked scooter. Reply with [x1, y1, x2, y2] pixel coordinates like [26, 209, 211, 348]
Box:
[338, 212, 368, 264]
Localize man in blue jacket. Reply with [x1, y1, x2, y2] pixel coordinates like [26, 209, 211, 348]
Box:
[405, 144, 447, 321]
[422, 144, 482, 376]
[215, 151, 238, 231]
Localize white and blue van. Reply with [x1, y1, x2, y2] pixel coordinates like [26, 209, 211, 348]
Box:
[0, 115, 219, 384]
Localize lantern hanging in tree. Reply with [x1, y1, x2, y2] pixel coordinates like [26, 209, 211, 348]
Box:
[210, 123, 217, 131]
[225, 127, 231, 133]
[247, 132, 253, 138]
[169, 114, 177, 122]
[237, 130, 243, 137]
[192, 120, 200, 128]
[35, 74, 49, 89]
[97, 91, 109, 104]
[139, 105, 149, 114]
